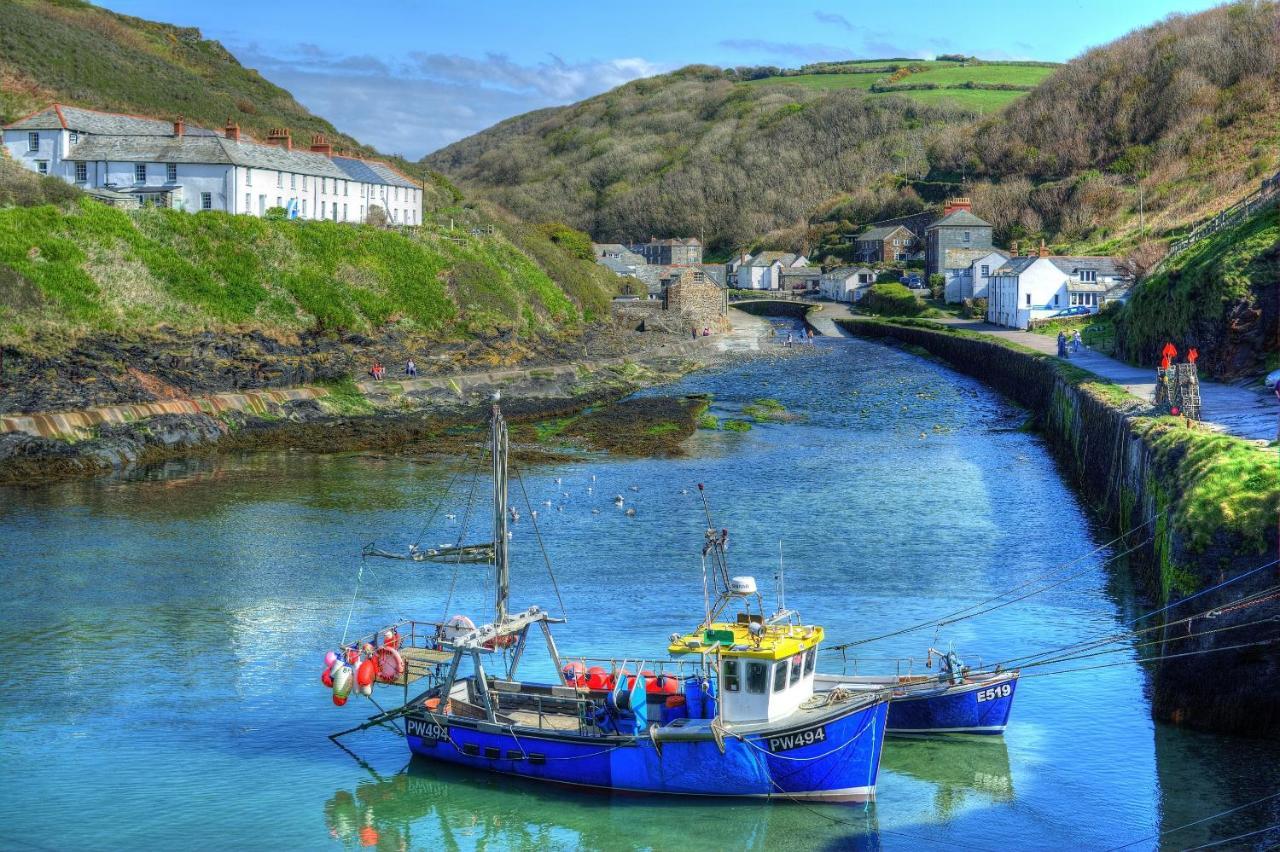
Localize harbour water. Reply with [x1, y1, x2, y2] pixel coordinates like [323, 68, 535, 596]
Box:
[3, 321, 1278, 850]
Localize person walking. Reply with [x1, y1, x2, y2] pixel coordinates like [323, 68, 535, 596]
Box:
[1056, 331, 1068, 358]
[1072, 330, 1082, 353]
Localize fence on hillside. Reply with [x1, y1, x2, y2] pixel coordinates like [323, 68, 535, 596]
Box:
[1162, 168, 1280, 263]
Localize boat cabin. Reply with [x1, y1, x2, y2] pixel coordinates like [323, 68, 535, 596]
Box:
[669, 613, 824, 723]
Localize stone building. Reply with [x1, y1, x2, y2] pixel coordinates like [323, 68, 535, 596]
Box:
[853, 224, 917, 263]
[664, 268, 728, 332]
[925, 198, 994, 276]
[628, 237, 703, 266]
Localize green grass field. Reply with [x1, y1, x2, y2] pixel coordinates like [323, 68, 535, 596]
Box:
[907, 64, 1055, 86]
[886, 87, 1031, 112]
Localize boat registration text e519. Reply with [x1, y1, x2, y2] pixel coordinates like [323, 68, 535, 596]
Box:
[406, 719, 447, 741]
[767, 724, 827, 753]
[976, 683, 1013, 702]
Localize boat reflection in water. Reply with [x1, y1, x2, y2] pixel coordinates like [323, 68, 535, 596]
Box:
[323, 758, 884, 851]
[880, 737, 1013, 820]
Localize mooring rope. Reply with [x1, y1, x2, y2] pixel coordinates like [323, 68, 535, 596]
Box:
[1103, 789, 1280, 850]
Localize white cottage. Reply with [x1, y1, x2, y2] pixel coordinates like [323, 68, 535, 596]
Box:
[986, 250, 1131, 329]
[2, 104, 422, 224]
[738, 252, 809, 290]
[942, 248, 1011, 303]
[819, 266, 876, 302]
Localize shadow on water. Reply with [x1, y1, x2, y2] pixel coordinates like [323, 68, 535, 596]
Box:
[323, 757, 884, 851]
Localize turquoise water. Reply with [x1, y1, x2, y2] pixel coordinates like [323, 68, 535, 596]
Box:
[2, 323, 1278, 851]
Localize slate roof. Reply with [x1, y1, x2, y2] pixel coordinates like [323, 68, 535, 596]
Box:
[748, 251, 804, 267]
[823, 266, 876, 278]
[991, 256, 1127, 278]
[856, 224, 912, 241]
[943, 247, 1008, 269]
[68, 134, 350, 178]
[926, 209, 993, 230]
[699, 264, 728, 285]
[6, 104, 219, 136]
[780, 266, 818, 277]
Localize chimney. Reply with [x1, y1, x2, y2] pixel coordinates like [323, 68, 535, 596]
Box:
[1010, 240, 1019, 257]
[942, 196, 972, 216]
[173, 115, 185, 138]
[266, 128, 292, 150]
[225, 118, 240, 142]
[1037, 239, 1050, 258]
[309, 133, 332, 156]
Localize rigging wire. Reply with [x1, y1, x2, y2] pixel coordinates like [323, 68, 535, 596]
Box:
[1104, 789, 1280, 851]
[440, 449, 487, 623]
[1179, 821, 1280, 850]
[410, 463, 465, 550]
[1128, 559, 1279, 627]
[826, 515, 1162, 651]
[1011, 637, 1280, 682]
[512, 463, 568, 618]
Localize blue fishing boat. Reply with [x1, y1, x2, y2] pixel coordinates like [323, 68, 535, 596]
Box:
[323, 397, 892, 801]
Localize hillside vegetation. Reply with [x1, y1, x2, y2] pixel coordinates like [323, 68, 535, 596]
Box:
[427, 2, 1280, 260]
[0, 196, 618, 351]
[0, 0, 457, 209]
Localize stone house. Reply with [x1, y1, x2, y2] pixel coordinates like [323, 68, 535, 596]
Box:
[2, 104, 422, 223]
[853, 224, 917, 263]
[738, 251, 809, 290]
[779, 266, 820, 292]
[925, 198, 994, 277]
[664, 267, 728, 332]
[628, 237, 703, 266]
[986, 245, 1131, 329]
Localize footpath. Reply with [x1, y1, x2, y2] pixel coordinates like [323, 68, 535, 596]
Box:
[931, 318, 1276, 442]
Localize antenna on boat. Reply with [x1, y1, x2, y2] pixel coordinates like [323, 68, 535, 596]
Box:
[777, 539, 786, 613]
[491, 392, 509, 624]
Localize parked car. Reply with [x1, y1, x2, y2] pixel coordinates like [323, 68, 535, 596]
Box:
[900, 274, 923, 287]
[1050, 306, 1093, 317]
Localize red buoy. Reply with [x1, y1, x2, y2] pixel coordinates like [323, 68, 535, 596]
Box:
[562, 661, 585, 686]
[585, 666, 608, 690]
[356, 659, 376, 688]
[321, 667, 334, 688]
[332, 693, 348, 707]
[345, 647, 360, 665]
[651, 673, 679, 694]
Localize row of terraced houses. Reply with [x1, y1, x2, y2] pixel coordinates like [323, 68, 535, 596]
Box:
[2, 105, 423, 225]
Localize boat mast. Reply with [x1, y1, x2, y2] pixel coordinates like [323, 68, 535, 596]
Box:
[491, 394, 509, 624]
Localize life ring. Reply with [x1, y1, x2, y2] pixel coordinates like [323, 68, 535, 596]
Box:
[382, 630, 402, 650]
[374, 646, 405, 683]
[441, 614, 476, 642]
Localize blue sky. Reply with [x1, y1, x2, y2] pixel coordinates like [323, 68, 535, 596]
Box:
[99, 0, 1221, 159]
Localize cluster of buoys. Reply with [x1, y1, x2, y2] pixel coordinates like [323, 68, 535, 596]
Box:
[561, 663, 682, 695]
[322, 630, 404, 706]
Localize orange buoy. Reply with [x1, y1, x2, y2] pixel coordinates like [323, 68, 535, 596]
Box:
[585, 666, 609, 690]
[333, 693, 348, 707]
[356, 659, 376, 688]
[562, 661, 585, 686]
[359, 825, 378, 847]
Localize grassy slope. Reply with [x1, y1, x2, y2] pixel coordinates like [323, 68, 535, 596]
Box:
[0, 196, 618, 350]
[0, 0, 455, 207]
[1113, 205, 1278, 377]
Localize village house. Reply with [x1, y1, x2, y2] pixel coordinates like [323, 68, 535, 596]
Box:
[779, 266, 820, 293]
[627, 237, 703, 266]
[737, 251, 809, 290]
[2, 104, 422, 224]
[726, 252, 753, 287]
[819, 266, 876, 302]
[593, 243, 647, 266]
[853, 224, 917, 263]
[925, 198, 994, 277]
[664, 267, 729, 332]
[986, 244, 1131, 329]
[941, 248, 1011, 303]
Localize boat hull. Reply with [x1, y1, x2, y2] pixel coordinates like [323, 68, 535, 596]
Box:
[405, 697, 889, 800]
[885, 673, 1019, 735]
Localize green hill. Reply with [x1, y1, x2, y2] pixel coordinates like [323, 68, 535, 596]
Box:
[425, 2, 1279, 259]
[0, 0, 456, 207]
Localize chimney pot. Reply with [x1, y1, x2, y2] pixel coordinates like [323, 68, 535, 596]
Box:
[173, 115, 185, 138]
[225, 118, 240, 142]
[267, 128, 292, 150]
[1010, 240, 1019, 256]
[1038, 239, 1049, 258]
[309, 133, 332, 156]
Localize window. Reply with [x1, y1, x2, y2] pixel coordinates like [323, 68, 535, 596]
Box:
[36, 160, 48, 175]
[321, 201, 326, 218]
[746, 662, 767, 693]
[276, 196, 282, 208]
[277, 171, 283, 188]
[166, 163, 177, 183]
[74, 162, 87, 182]
[69, 130, 79, 144]
[789, 654, 802, 686]
[245, 168, 252, 186]
[342, 203, 348, 220]
[1079, 269, 1097, 282]
[200, 192, 212, 210]
[805, 649, 816, 676]
[322, 178, 328, 194]
[301, 199, 307, 218]
[301, 175, 307, 191]
[980, 265, 989, 277]
[1026, 293, 1032, 306]
[394, 186, 400, 201]
[244, 193, 250, 211]
[343, 180, 348, 196]
[1053, 294, 1060, 305]
[359, 205, 365, 221]
[290, 173, 296, 190]
[963, 230, 971, 242]
[723, 659, 740, 692]
[134, 163, 147, 183]
[772, 660, 788, 693]
[27, 132, 38, 151]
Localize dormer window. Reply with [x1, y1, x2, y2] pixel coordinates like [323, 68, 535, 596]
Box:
[69, 131, 79, 144]
[1079, 269, 1097, 282]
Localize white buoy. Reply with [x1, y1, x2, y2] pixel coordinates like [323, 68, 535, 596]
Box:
[629, 485, 639, 492]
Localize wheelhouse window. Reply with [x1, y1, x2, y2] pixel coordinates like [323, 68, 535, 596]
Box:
[789, 654, 803, 686]
[805, 649, 816, 675]
[74, 162, 87, 182]
[747, 662, 767, 693]
[166, 163, 177, 183]
[27, 132, 38, 151]
[723, 658, 740, 692]
[772, 660, 788, 693]
[200, 192, 212, 210]
[134, 163, 146, 183]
